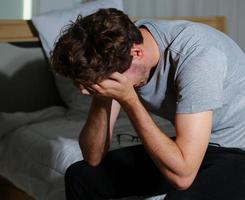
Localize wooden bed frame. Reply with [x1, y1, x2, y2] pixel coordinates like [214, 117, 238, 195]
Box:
[0, 16, 227, 200]
[0, 16, 227, 42]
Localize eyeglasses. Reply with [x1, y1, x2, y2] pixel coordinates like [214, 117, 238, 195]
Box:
[116, 133, 140, 145]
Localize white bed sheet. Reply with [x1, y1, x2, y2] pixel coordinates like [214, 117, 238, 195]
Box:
[0, 106, 174, 200]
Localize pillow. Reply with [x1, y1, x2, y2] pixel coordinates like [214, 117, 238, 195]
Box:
[32, 0, 123, 111]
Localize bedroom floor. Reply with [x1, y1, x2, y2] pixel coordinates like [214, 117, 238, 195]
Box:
[0, 176, 33, 200]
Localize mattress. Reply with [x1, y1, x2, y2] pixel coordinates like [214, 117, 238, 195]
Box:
[0, 105, 175, 200]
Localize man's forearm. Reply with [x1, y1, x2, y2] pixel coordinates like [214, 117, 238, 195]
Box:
[79, 97, 112, 166]
[121, 97, 194, 188]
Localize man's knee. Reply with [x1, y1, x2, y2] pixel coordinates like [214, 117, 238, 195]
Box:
[65, 161, 104, 199]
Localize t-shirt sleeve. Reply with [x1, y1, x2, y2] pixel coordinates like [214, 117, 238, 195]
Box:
[175, 47, 227, 114]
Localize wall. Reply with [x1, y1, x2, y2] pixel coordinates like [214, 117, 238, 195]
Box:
[0, 0, 23, 19]
[0, 0, 84, 19]
[38, 0, 83, 13]
[123, 0, 245, 51]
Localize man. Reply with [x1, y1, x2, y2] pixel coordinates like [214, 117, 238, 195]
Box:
[51, 8, 245, 200]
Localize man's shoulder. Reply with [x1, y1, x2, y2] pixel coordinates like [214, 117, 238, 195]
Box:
[135, 18, 206, 31]
[135, 18, 212, 44]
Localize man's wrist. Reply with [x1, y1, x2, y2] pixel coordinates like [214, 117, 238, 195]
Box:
[120, 93, 140, 110]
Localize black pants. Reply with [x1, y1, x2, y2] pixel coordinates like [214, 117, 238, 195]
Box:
[65, 144, 245, 200]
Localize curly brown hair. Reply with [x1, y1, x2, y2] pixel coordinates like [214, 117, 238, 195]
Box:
[50, 8, 143, 85]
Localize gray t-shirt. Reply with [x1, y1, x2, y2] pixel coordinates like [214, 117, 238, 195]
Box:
[135, 19, 245, 149]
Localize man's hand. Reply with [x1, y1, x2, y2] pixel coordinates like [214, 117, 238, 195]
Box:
[73, 72, 138, 105]
[90, 72, 138, 104]
[73, 79, 98, 96]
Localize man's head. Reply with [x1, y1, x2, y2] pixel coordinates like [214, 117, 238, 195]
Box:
[50, 8, 143, 86]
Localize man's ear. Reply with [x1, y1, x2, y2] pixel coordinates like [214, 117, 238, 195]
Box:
[130, 44, 143, 60]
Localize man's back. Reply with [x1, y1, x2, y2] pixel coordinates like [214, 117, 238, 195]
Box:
[135, 19, 245, 149]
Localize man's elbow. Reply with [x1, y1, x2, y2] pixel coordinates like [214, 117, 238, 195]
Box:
[173, 176, 194, 190]
[79, 143, 103, 167]
[166, 172, 196, 191]
[80, 147, 103, 167]
[84, 156, 102, 167]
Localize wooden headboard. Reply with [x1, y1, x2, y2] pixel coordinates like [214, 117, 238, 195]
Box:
[0, 16, 227, 43]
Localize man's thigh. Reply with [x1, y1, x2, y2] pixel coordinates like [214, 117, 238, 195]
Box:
[66, 144, 172, 199]
[97, 144, 172, 198]
[165, 145, 245, 200]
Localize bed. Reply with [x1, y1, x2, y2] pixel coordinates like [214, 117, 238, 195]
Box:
[0, 1, 227, 199]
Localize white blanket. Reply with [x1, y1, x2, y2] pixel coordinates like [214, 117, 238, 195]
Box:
[0, 106, 84, 199]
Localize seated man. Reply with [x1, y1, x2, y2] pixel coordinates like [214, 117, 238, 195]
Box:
[51, 8, 245, 200]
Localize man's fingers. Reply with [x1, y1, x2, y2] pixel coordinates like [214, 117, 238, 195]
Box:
[79, 84, 85, 90]
[80, 88, 91, 96]
[91, 84, 108, 95]
[96, 79, 120, 89]
[91, 84, 102, 91]
[109, 72, 126, 82]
